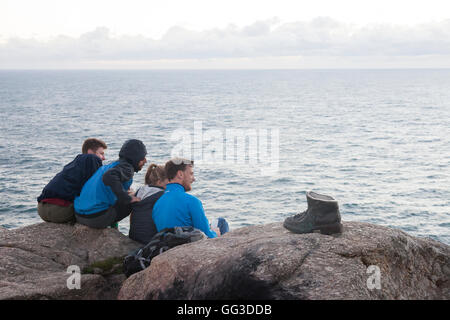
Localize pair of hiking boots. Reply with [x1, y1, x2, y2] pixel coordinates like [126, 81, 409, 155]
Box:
[283, 191, 343, 235]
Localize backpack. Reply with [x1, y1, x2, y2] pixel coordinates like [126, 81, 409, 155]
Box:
[123, 226, 205, 278]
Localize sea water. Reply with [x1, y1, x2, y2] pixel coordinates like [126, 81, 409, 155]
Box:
[0, 69, 449, 244]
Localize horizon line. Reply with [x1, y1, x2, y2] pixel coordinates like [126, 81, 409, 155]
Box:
[1, 67, 450, 71]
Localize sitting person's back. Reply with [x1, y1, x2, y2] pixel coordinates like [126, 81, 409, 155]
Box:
[152, 158, 223, 239]
[37, 138, 107, 223]
[153, 183, 217, 237]
[129, 164, 167, 244]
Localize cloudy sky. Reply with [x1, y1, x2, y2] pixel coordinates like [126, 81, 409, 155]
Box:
[1, 0, 450, 69]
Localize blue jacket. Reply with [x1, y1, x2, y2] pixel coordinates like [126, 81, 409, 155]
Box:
[74, 160, 133, 215]
[37, 154, 102, 202]
[152, 183, 217, 238]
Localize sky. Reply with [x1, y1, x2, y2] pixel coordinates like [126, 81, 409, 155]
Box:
[1, 0, 450, 69]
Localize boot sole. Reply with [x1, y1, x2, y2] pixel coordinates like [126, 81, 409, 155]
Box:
[284, 221, 343, 235]
[314, 222, 343, 235]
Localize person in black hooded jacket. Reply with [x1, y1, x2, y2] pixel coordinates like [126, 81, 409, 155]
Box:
[74, 139, 147, 229]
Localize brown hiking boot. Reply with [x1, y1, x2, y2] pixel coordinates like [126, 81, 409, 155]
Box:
[283, 191, 343, 235]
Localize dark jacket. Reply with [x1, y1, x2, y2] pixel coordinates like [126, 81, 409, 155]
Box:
[129, 185, 164, 244]
[102, 159, 135, 205]
[37, 154, 102, 202]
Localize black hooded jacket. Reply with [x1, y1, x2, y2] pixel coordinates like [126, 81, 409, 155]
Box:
[102, 139, 147, 205]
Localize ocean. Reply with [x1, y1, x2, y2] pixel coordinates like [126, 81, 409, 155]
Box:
[0, 69, 449, 244]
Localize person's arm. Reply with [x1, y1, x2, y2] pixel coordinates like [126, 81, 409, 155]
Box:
[102, 160, 137, 205]
[189, 197, 217, 238]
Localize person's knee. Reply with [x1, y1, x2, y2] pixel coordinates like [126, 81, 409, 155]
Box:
[217, 217, 230, 235]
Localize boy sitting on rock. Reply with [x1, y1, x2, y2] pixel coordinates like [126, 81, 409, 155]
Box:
[37, 138, 107, 223]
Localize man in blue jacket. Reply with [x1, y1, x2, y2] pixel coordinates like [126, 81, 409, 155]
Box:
[74, 139, 147, 229]
[152, 158, 228, 238]
[37, 138, 107, 223]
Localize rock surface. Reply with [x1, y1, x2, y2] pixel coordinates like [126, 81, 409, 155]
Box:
[2, 221, 448, 300]
[0, 222, 140, 300]
[118, 221, 449, 300]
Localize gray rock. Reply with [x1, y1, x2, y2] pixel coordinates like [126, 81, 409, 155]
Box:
[118, 221, 449, 300]
[0, 222, 140, 300]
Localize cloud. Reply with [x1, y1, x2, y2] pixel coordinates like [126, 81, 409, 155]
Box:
[1, 17, 450, 68]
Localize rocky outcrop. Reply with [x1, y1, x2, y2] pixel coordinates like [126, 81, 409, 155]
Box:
[118, 221, 449, 300]
[0, 222, 140, 300]
[2, 221, 448, 300]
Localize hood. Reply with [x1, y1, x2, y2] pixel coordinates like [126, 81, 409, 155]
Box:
[136, 185, 164, 201]
[119, 139, 147, 172]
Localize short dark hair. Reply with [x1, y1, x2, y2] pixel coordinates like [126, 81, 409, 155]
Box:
[82, 138, 107, 154]
[165, 158, 194, 181]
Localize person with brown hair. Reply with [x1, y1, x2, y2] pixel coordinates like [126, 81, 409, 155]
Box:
[152, 158, 229, 238]
[37, 138, 107, 223]
[129, 164, 168, 244]
[81, 138, 107, 160]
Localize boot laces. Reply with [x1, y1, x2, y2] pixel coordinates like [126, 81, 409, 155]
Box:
[292, 210, 307, 220]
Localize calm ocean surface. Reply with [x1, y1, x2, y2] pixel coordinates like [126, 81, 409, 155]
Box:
[0, 69, 449, 244]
